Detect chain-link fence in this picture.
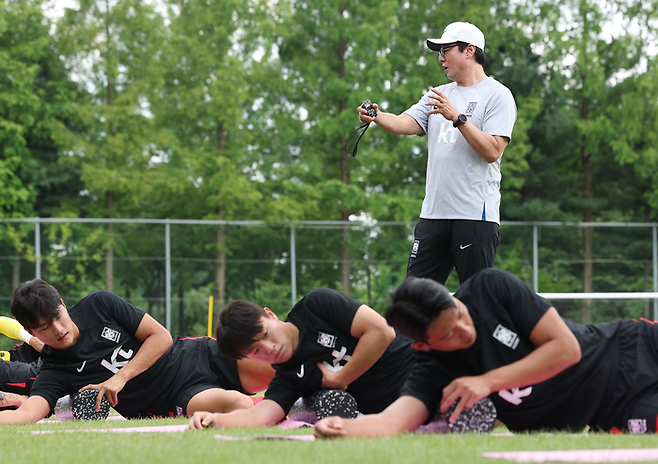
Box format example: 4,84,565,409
0,218,656,346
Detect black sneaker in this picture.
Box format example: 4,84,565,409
54,389,110,421
289,390,359,424
417,397,497,434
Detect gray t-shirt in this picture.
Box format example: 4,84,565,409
404,77,517,224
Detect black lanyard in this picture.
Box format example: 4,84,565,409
345,122,372,157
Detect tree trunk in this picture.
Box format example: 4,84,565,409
215,121,227,305
12,250,20,291
105,190,114,292
216,223,226,307
178,284,185,336
581,94,593,324
337,19,351,295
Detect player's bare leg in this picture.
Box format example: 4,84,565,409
186,388,255,416
236,358,275,394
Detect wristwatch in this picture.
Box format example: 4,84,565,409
453,114,468,128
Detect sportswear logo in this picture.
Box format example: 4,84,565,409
628,419,647,434
498,387,532,405
493,324,520,349
466,102,477,114
297,364,305,378
459,243,472,250
76,361,87,373
101,327,121,343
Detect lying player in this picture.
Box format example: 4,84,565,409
188,288,416,429
315,268,658,437
0,279,275,425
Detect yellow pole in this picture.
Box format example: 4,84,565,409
207,295,214,337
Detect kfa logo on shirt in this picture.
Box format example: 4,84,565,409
492,324,519,349
101,327,121,343
317,331,336,349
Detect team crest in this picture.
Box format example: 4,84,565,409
101,327,121,343
466,102,477,114
317,331,337,349
410,240,420,258
627,419,647,434
492,324,519,349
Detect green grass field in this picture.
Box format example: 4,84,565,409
2,417,658,464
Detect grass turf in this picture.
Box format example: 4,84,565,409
2,418,658,464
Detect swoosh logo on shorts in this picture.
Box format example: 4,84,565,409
297,364,304,378
459,243,473,250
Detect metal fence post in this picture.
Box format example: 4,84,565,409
533,224,538,292
652,222,658,321
165,218,171,332
291,225,297,306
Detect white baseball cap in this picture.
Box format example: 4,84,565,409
427,22,485,51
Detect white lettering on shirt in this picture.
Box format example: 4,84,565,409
321,346,352,373
498,387,533,405
100,345,134,374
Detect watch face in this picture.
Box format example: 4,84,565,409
459,114,467,124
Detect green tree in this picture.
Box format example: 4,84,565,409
52,0,172,292
0,0,81,300
158,0,267,305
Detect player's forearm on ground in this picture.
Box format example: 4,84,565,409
373,112,424,135
458,123,507,163
209,399,285,427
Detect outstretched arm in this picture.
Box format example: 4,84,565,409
79,314,172,411
314,396,429,438
440,307,581,422
188,398,285,430
317,304,396,390
0,395,51,425
357,103,424,136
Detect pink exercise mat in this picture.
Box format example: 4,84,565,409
482,448,658,462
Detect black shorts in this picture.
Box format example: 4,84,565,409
0,358,41,395
406,219,499,285
165,337,244,417
598,320,658,434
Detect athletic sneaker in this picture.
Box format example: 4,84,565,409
288,390,359,424
416,397,497,434
54,389,110,421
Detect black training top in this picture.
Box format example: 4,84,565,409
264,288,415,414
401,268,623,432
31,291,243,418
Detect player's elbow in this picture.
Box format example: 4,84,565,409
562,334,582,367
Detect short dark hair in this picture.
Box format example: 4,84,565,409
385,276,455,342
456,41,486,66
10,279,62,331
216,300,268,360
